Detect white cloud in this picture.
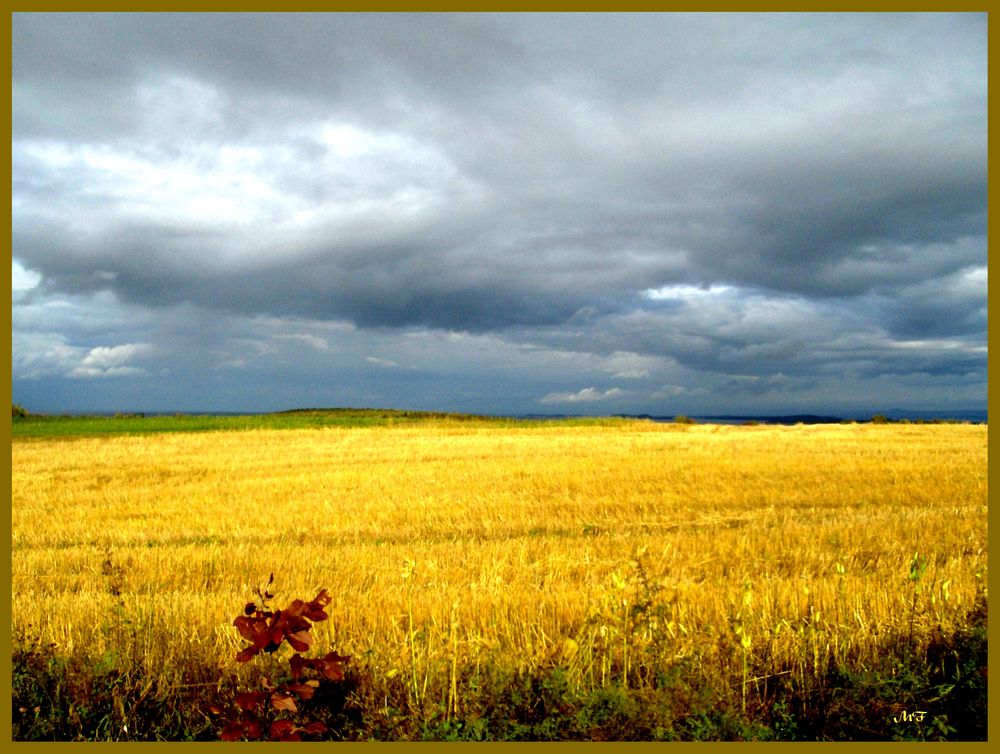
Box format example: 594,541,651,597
12,259,41,291
12,336,155,380
366,356,399,368
69,343,155,378
273,333,333,352
644,284,735,301
539,386,624,404
612,369,649,379
12,332,82,379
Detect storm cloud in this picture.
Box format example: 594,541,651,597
11,12,987,416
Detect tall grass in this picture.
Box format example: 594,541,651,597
11,421,988,740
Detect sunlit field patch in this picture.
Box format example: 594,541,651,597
11,420,988,740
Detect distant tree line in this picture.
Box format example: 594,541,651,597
868,413,974,425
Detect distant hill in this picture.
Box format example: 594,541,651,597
272,406,488,421
881,408,987,423
616,411,987,425
691,414,844,425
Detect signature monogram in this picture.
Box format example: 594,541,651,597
893,710,928,724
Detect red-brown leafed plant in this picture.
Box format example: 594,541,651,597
210,575,351,741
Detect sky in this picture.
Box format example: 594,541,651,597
11,12,988,417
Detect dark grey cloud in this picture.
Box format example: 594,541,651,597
11,12,987,415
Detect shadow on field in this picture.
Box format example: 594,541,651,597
12,593,986,741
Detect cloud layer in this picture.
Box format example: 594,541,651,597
11,13,987,415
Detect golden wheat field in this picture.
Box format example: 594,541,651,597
10,420,988,738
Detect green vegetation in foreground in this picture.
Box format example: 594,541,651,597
9,406,633,439
12,596,988,741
